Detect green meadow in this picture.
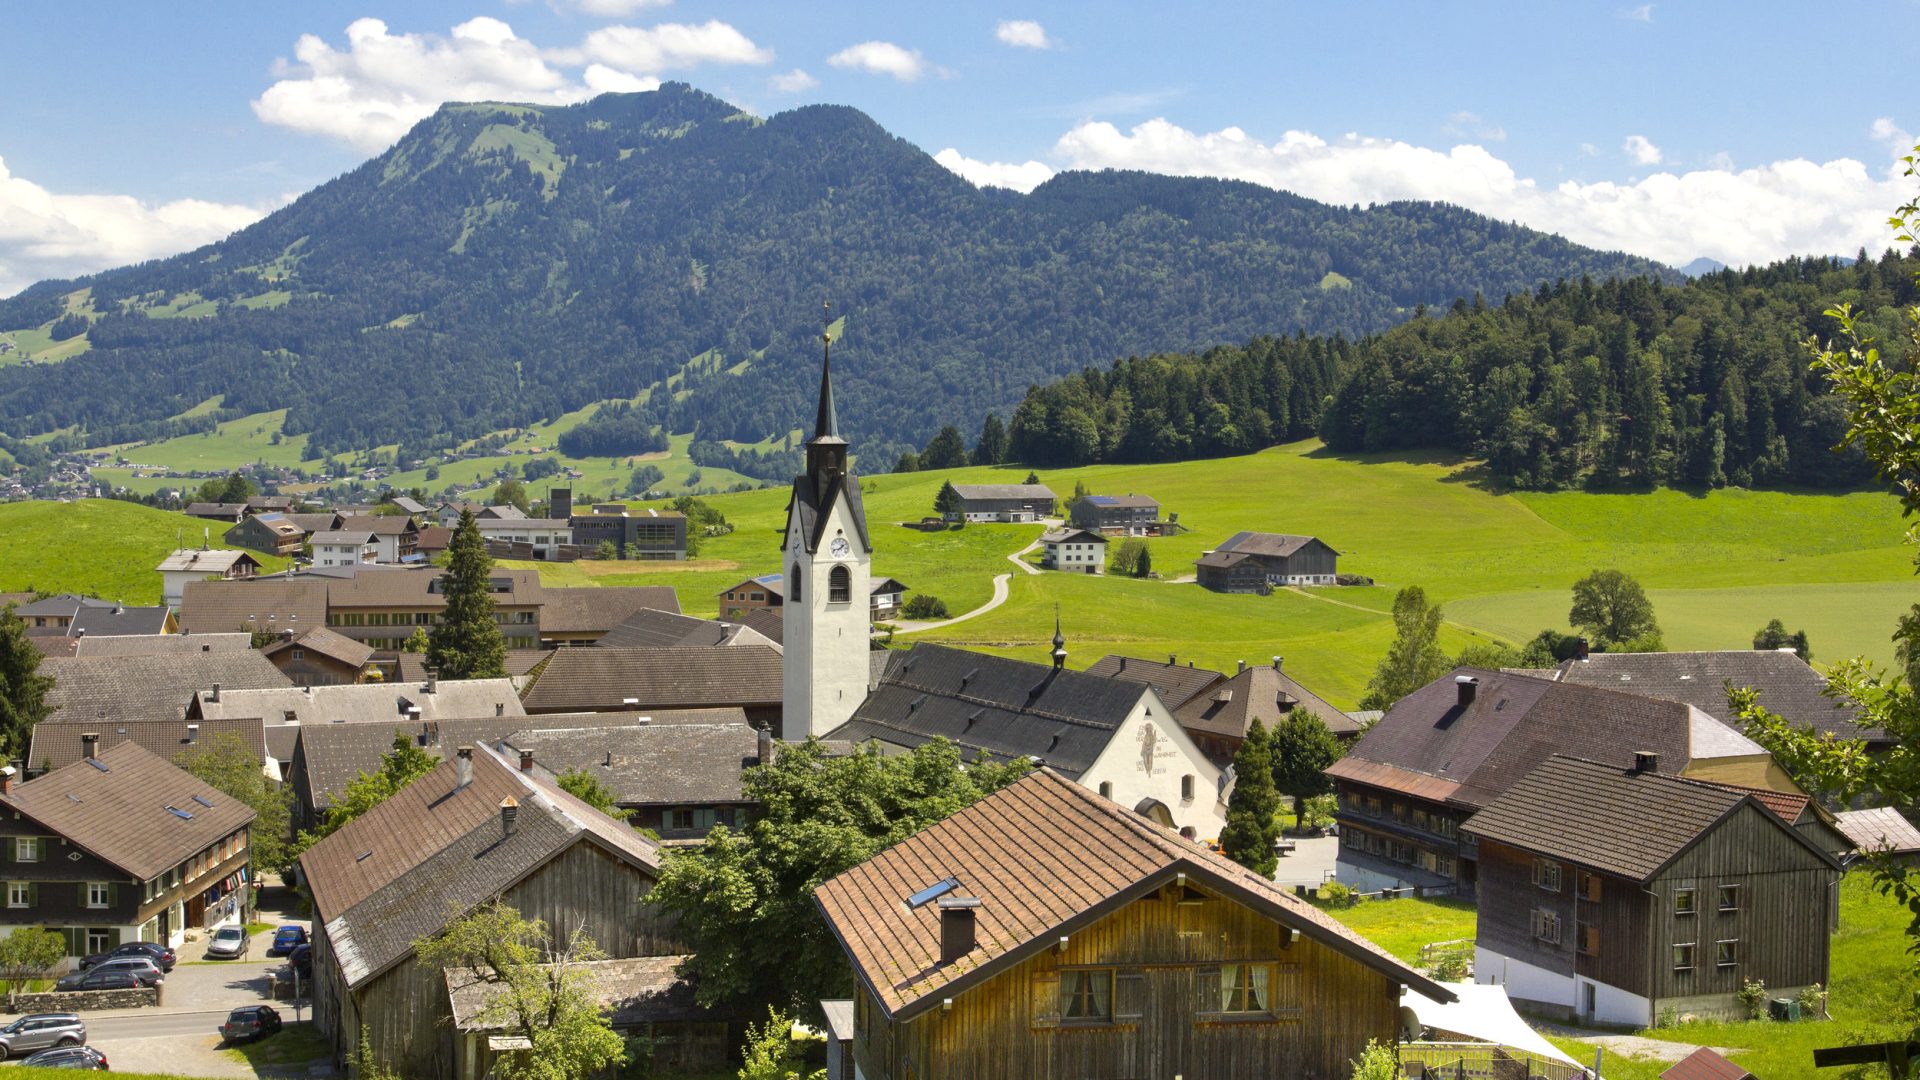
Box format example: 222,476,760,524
0,500,291,604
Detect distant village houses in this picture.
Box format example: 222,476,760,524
1039,527,1107,573
1068,493,1172,536
944,483,1057,523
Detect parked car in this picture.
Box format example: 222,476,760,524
52,968,141,993
80,941,176,972
0,1014,85,1059
76,956,162,987
218,1005,282,1044
19,1044,109,1070
286,943,312,979
266,925,307,957
205,925,249,959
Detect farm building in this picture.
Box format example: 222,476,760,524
1087,654,1361,767
1196,532,1339,590
1039,527,1107,574
1068,493,1163,535
944,483,1057,523
1548,649,1886,747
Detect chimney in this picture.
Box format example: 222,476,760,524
0,766,14,796
200,644,211,653
455,746,474,788
1576,637,1591,662
1632,751,1659,774
1168,654,1176,665
1273,655,1283,672
186,723,200,744
938,896,981,964
425,671,438,694
1455,675,1478,707
495,703,505,717
281,629,295,642
1236,659,1247,674
756,724,773,767
82,733,100,760
210,683,221,704
499,796,519,837
518,749,535,773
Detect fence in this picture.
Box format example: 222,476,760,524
1401,1041,1587,1080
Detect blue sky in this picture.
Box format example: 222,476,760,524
1,1,1915,295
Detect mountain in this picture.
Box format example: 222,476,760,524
1679,257,1727,277
0,83,1680,467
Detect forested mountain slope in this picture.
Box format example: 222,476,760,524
0,83,1676,467
1004,254,1916,489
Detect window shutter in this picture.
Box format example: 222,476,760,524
1029,970,1060,1029
1193,965,1222,1015
78,883,87,906
1114,969,1146,1021
24,883,34,906
1272,963,1302,1014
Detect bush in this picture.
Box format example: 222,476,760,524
1320,881,1358,906
903,594,950,619
1795,982,1827,1019
1335,573,1374,586
1348,1038,1397,1080
1735,977,1768,1020
1429,954,1468,981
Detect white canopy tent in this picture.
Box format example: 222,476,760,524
1402,980,1583,1069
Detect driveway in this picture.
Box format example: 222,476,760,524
1272,835,1339,889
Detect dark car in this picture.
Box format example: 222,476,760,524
266,925,307,957
19,1044,109,1070
52,968,140,993
0,1014,85,1059
219,1005,281,1044
80,941,176,972
286,943,312,979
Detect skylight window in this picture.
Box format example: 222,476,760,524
192,795,215,808
85,759,108,773
907,877,961,908
165,805,194,820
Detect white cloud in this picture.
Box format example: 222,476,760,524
1623,134,1663,165
565,0,672,16
0,155,266,298
942,116,1912,267
1444,111,1506,143
567,20,772,71
827,41,932,81
995,20,1053,49
582,64,660,94
769,68,818,93
1621,4,1654,21
933,148,1054,192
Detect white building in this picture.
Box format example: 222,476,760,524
156,547,261,609
473,518,573,560
1039,527,1108,574
310,531,380,569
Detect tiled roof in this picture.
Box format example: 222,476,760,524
1,743,255,880
28,718,267,773
190,678,524,727
185,503,249,518
736,608,783,645
178,579,328,635
447,955,705,1031
1462,756,1839,882
1039,527,1106,545
596,608,775,650
394,650,552,684
827,643,1151,778
1661,1047,1755,1080
41,651,292,725
322,566,542,609
259,627,374,670
1083,494,1157,508
520,646,782,712
412,526,453,551
1833,807,1920,855
337,515,418,536
69,606,172,637
813,768,1446,1020
72,633,253,658
1214,532,1336,558
1551,650,1882,743
950,484,1055,501
283,513,345,534
502,723,764,806
1177,664,1360,739
537,586,681,634
1083,654,1225,711
156,549,258,574
12,595,112,618
301,745,658,987
1195,550,1252,569
309,531,377,546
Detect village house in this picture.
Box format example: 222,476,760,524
595,608,779,651
283,511,347,537
64,603,176,638
1086,654,1361,768
39,650,292,725
301,744,683,1078
813,768,1452,1080
1326,668,1807,896
473,516,574,560
1547,649,1888,748
1068,493,1165,535
309,530,380,568
185,502,249,523
336,515,419,563
156,547,262,609
499,722,772,845
0,742,254,959
1040,527,1108,574
25,718,267,779
246,495,296,514
1466,755,1841,1026
715,573,908,623
569,505,688,560
224,513,304,558
944,483,1057,523
320,566,540,651
520,646,784,728
11,594,115,632
1196,532,1340,591
825,637,1231,839
258,627,377,685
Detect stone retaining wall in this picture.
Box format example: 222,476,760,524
9,985,160,1012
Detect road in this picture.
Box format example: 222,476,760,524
89,1008,236,1040
894,533,1045,635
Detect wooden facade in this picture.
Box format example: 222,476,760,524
852,880,1399,1080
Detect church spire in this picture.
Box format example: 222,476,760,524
813,300,840,441
1052,607,1067,671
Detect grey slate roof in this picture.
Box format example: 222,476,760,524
787,470,872,554
538,586,681,634
42,651,293,725
1039,527,1106,545
825,643,1152,778
595,608,776,650
1550,649,1882,743
736,607,784,645
69,605,172,637
1177,663,1360,739
12,595,112,619
72,633,253,658
520,646,783,712
1462,755,1841,882
189,678,525,727
156,549,258,574
1084,654,1227,711
1083,494,1158,508
502,723,765,806
1214,532,1337,558
28,717,267,774
950,484,1056,502
282,513,345,534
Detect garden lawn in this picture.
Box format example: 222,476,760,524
0,500,290,604
1320,894,1478,966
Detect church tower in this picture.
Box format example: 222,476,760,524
781,305,873,740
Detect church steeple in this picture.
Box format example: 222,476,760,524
806,301,850,490
1052,608,1068,671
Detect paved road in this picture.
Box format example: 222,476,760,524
90,1008,235,1040
895,572,1011,633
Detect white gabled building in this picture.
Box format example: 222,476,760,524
1039,526,1108,574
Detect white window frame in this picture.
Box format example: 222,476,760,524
6,882,28,909
86,882,110,909
13,837,41,864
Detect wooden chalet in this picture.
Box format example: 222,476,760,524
1465,755,1841,1026
224,513,305,557
1196,532,1339,591
499,722,770,844
1549,648,1887,748
1087,654,1360,768
258,627,377,685
813,769,1452,1080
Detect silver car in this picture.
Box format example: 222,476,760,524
84,955,164,986
0,1013,85,1059
205,925,249,959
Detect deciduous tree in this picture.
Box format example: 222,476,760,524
428,510,508,680
1569,569,1659,648
1270,710,1341,822
1219,719,1280,877
0,927,64,1007
492,478,530,513
175,732,295,875
1359,586,1450,710
0,603,53,758
1753,619,1811,662
556,770,632,821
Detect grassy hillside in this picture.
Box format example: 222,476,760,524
0,500,291,604
499,439,1914,708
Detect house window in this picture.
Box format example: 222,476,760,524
1577,923,1599,956
1673,943,1696,972
1060,969,1113,1022
1220,964,1270,1013
1533,859,1562,893
1181,775,1195,802
1577,870,1602,903
85,929,111,955
749,592,764,602
13,838,41,863
1530,909,1561,945
1717,884,1740,912
86,882,109,909
829,566,852,604
1098,782,1112,799
670,809,693,830
6,883,28,909
789,564,802,603
1716,940,1739,968
1675,887,1697,915
291,649,305,660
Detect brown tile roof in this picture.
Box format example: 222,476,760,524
41,651,293,725
323,566,542,609
1,743,255,879
596,608,776,650
283,513,345,535
28,718,267,774
1175,663,1358,739
393,650,553,684
1324,758,1463,804
179,579,328,635
1661,1046,1755,1080
1686,778,1810,823
72,633,254,658
260,627,374,670
813,769,1447,1021
502,722,764,806
337,515,418,537
736,607,783,645
1214,532,1336,558
520,646,782,712
447,955,707,1031
1551,649,1882,743
412,526,453,552
538,586,681,635
1462,756,1840,883
1833,807,1920,855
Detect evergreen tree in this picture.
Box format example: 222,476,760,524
892,452,919,473
1569,569,1659,648
428,510,508,679
919,426,969,470
933,480,964,518
1024,471,1041,485
1359,586,1450,710
973,413,1008,466
1753,619,1811,662
1269,710,1341,822
1132,544,1151,579
1218,719,1280,877
0,604,53,758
